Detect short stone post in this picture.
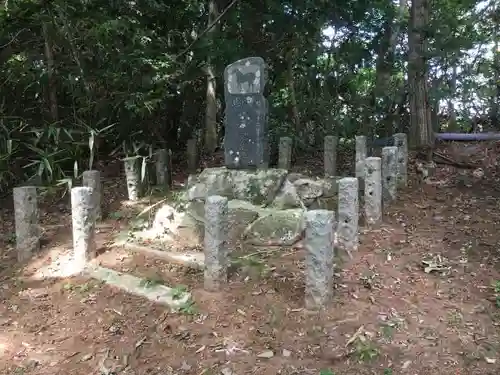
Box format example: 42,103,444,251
324,135,338,177
278,136,293,170
381,146,398,205
13,186,40,262
364,157,382,224
204,195,229,291
304,210,336,310
155,148,171,190
355,135,367,179
187,138,198,174
71,187,96,270
123,156,141,201
393,133,408,187
82,170,102,221
337,177,359,257
145,156,156,187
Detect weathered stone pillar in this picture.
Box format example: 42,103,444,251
393,133,408,187
324,135,338,177
155,148,171,190
71,187,96,269
13,186,39,262
278,136,293,170
381,146,398,205
355,135,367,179
337,177,359,256
204,195,229,291
304,209,336,310
187,138,198,174
82,170,102,221
364,157,382,224
123,156,141,201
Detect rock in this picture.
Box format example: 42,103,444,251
293,179,324,205
270,180,303,209
286,172,307,183
179,361,192,371
176,201,205,245
227,200,261,241
146,168,357,250
473,168,484,179
243,208,305,246
257,350,274,358
231,168,287,205
309,196,337,211
152,204,182,232
185,167,288,206
320,177,339,197
187,168,233,200
177,200,262,247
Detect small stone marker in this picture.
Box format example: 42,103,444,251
82,170,102,221
123,156,141,201
204,195,229,291
381,146,398,204
304,209,336,310
187,139,198,173
355,135,367,179
155,148,171,190
393,133,408,186
13,186,39,262
71,187,96,269
278,136,292,170
324,135,338,177
364,157,382,224
224,57,269,169
337,177,359,256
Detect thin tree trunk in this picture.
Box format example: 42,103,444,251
447,62,458,131
367,0,407,137
204,0,219,154
491,15,499,129
286,48,301,134
42,21,58,122
408,0,432,153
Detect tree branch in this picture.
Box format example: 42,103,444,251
175,0,239,60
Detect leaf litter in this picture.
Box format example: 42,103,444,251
0,143,500,374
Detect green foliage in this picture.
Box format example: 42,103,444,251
171,284,189,300
178,298,198,315
0,0,496,194
493,280,500,308
355,340,380,362
139,275,163,288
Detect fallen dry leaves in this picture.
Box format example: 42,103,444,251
0,142,499,375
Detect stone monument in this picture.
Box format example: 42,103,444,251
224,57,269,169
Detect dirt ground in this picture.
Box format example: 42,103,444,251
1,143,500,375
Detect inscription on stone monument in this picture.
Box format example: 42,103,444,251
224,57,269,169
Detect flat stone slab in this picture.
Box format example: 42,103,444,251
85,266,192,310
112,241,205,270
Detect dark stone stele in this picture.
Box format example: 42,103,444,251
223,57,269,169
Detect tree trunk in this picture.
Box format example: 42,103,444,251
367,0,407,137
286,48,301,134
491,12,499,129
204,0,219,154
42,21,58,122
408,0,432,153
447,62,458,131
